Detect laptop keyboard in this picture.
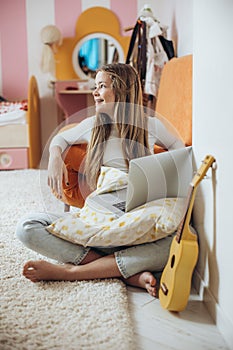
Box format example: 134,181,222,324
112,201,126,212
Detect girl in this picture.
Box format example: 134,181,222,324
16,63,183,297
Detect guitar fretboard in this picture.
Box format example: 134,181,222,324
176,185,194,243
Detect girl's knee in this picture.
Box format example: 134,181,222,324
15,217,36,246
15,220,27,243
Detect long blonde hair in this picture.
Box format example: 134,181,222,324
84,63,151,190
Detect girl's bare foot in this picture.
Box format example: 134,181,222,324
124,271,157,297
23,260,78,283
22,254,121,283
22,260,158,298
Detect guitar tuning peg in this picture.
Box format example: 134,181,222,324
212,161,217,170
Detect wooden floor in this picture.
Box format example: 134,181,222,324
127,286,229,350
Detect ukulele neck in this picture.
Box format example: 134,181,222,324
176,185,198,242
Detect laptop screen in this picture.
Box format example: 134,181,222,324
126,147,193,212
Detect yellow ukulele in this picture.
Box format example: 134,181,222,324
159,154,216,312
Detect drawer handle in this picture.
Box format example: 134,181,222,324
0,152,12,167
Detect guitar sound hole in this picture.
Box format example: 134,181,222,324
171,255,175,268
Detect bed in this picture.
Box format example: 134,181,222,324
0,76,41,169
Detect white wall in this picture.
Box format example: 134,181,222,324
192,0,233,348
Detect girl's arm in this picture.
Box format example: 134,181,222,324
49,116,94,152
148,116,184,151
48,116,94,197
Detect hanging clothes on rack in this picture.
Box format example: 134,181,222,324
125,5,175,108
125,19,147,87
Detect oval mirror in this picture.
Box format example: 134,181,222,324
72,33,125,80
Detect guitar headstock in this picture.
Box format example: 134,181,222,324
191,155,216,188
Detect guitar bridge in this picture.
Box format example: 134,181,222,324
160,282,168,295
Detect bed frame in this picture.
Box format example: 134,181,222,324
0,76,41,169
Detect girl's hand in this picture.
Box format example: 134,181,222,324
47,146,69,199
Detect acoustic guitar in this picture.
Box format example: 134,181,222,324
159,154,216,312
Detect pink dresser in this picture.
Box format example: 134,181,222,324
0,116,29,170
0,148,28,169
0,76,41,170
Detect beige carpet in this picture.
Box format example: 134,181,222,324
0,169,135,350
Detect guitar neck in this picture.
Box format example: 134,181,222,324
176,185,197,242
176,154,216,243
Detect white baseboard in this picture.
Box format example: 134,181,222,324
193,270,233,349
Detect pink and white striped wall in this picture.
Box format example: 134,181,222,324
0,0,192,147
0,0,138,100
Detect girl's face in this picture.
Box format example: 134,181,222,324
93,71,115,114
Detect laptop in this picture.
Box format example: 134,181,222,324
88,146,193,217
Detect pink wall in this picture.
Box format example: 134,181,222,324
0,0,28,99
0,1,135,101
55,0,82,37
111,0,138,36
55,0,135,39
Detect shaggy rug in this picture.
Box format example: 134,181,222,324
0,169,135,350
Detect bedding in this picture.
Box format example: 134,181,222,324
0,100,28,125
47,167,185,247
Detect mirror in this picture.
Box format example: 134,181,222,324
55,7,130,81
72,33,124,80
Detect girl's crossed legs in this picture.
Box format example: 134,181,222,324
16,212,174,297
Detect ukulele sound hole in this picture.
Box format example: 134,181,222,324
170,255,175,268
